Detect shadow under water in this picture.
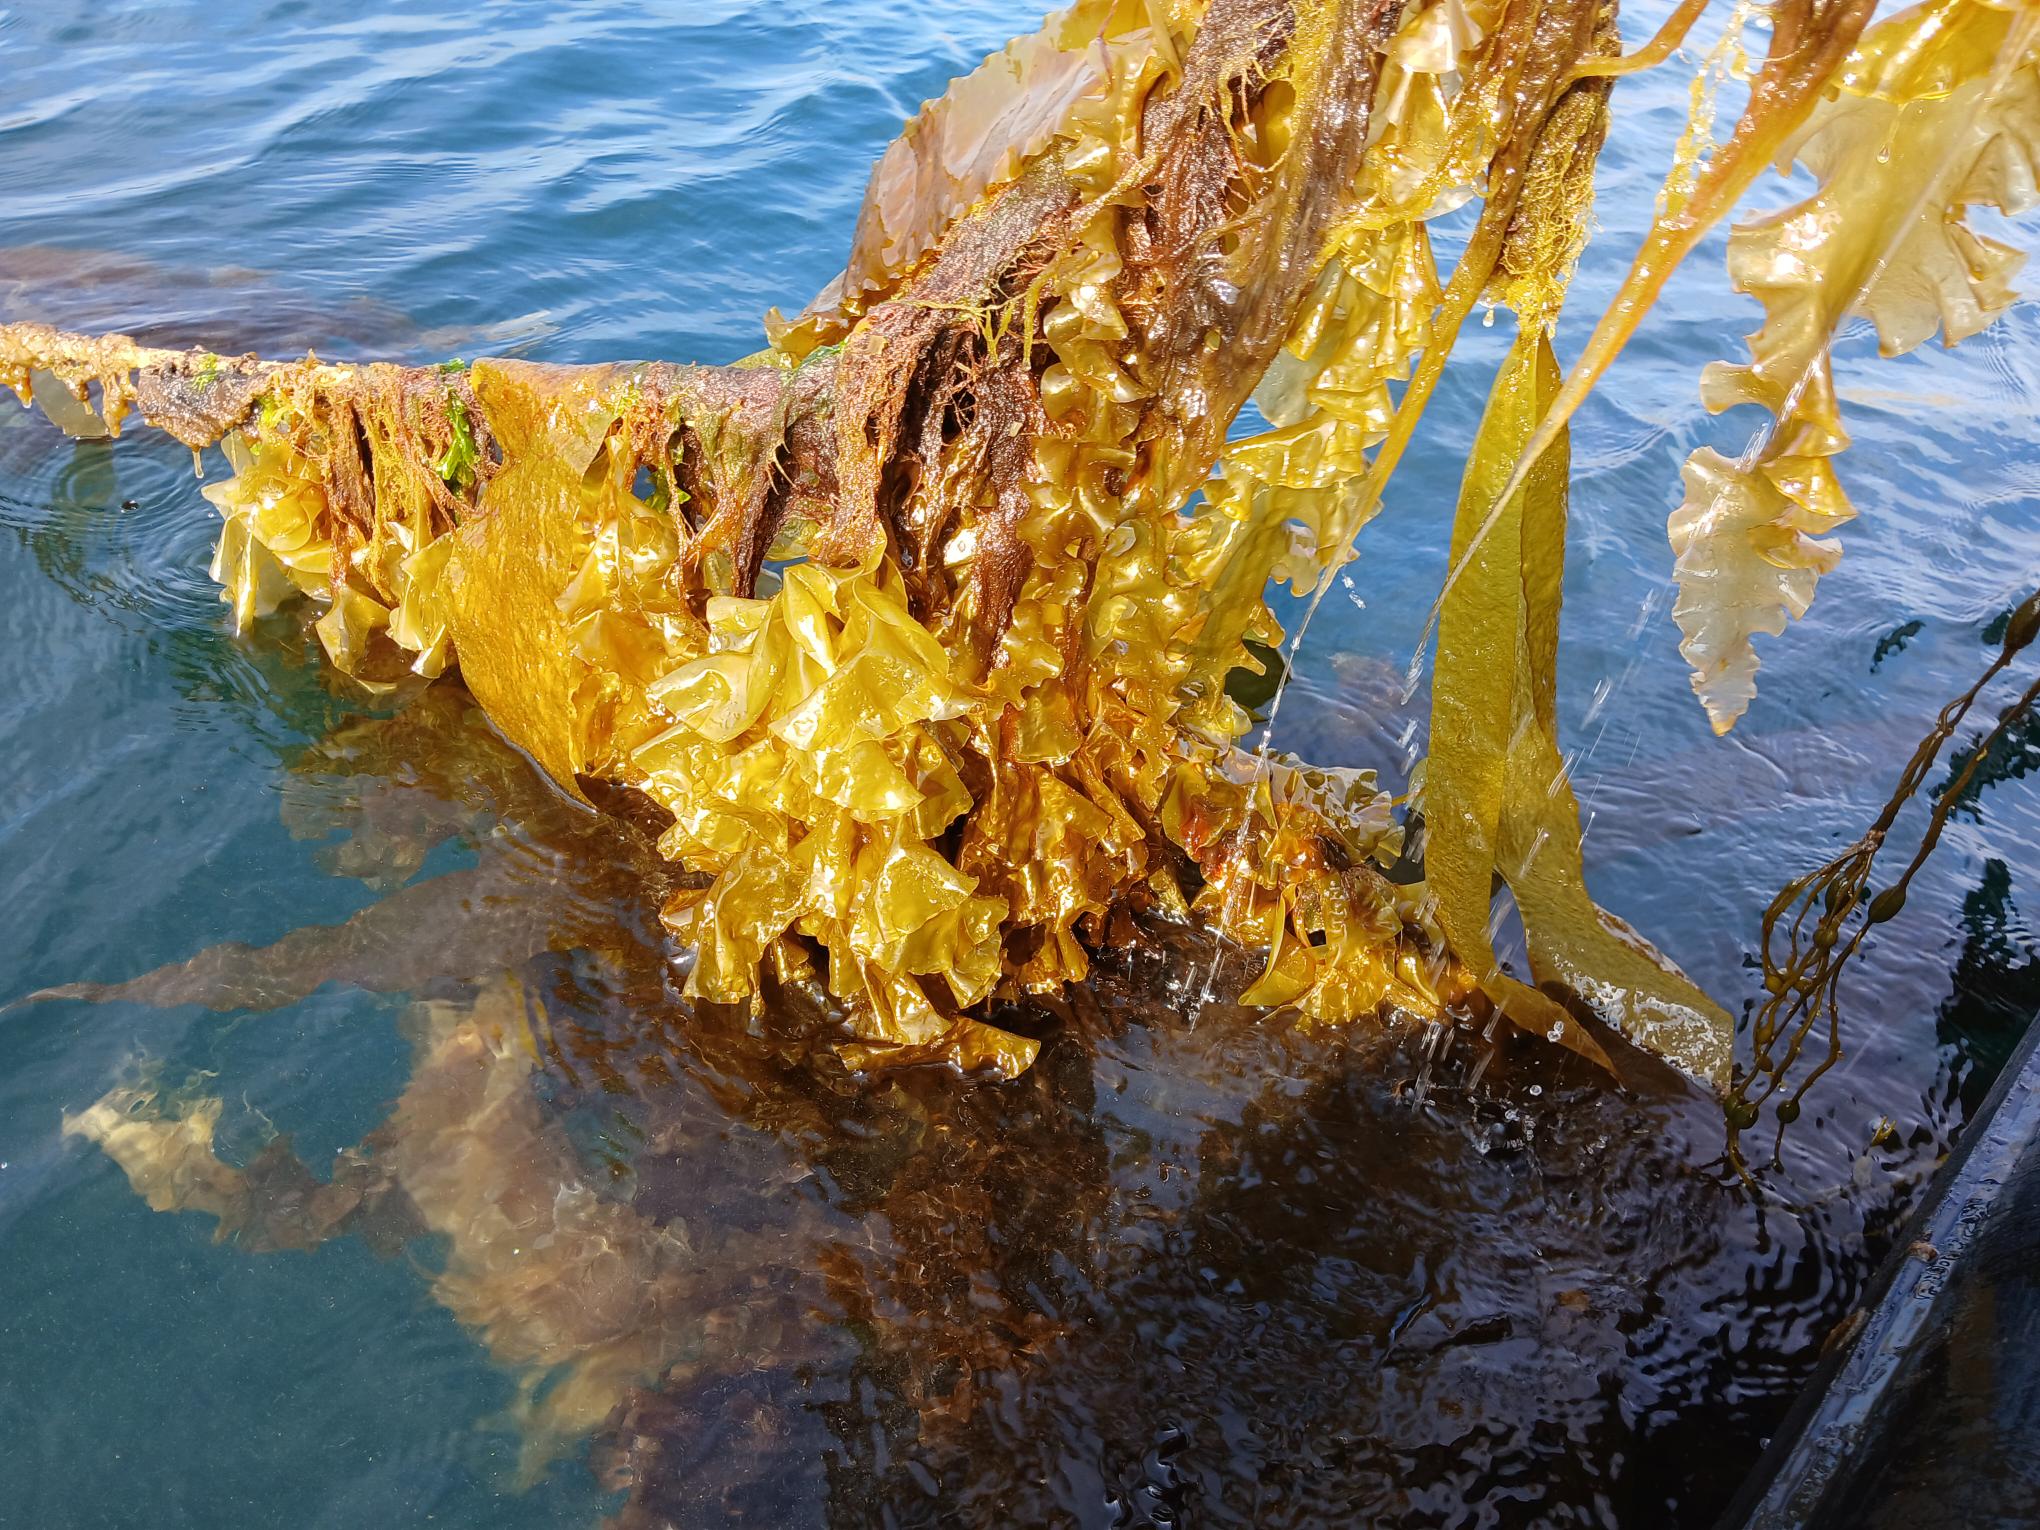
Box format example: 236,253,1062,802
28,670,1967,1530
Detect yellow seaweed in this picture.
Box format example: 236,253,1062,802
15,0,2030,1100
1673,0,2040,731
16,2,2040,1489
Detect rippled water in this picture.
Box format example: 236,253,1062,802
1,3,2037,1526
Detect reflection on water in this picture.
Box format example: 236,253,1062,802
3,0,2039,1524
16,678,1960,1526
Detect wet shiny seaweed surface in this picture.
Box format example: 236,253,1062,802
2,2,2038,1526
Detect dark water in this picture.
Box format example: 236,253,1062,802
1,3,2037,1526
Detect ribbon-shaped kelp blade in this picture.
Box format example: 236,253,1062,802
1499,344,1733,1088
1425,331,1732,1085
1423,333,1611,1073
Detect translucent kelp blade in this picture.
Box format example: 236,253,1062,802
1422,333,1613,1073
1424,328,1731,1084
1481,0,1880,540
793,0,1135,335
1672,0,2040,732
64,974,789,1482
1497,334,1730,1085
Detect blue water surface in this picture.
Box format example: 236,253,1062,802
1,3,2037,1527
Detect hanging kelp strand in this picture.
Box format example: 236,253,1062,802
1729,590,2040,1172
1672,0,2040,731
9,0,2040,1107
1413,61,1732,1085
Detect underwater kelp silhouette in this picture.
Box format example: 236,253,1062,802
34,674,1756,1517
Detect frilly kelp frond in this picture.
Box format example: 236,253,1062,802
9,0,2040,1101
1673,0,2040,732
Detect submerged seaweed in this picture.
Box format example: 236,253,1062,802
44,677,1778,1518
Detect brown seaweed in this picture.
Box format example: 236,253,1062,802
12,0,2033,1092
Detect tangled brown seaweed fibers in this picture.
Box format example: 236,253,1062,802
9,0,2040,1109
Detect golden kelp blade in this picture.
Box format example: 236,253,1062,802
1494,338,1732,1085
1483,0,1879,549
1672,0,2040,732
2,0,1505,1079
1413,47,1730,1083
1422,335,1610,1075
1424,332,1730,1084
1423,336,1578,1055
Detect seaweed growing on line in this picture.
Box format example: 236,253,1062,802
7,0,2039,1150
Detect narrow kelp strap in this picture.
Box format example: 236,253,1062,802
1423,331,1730,1085
1728,591,2040,1172
1422,334,1616,1074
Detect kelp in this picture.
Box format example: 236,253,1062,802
1672,0,2040,730
54,722,1741,1508
50,692,833,1479
8,0,2040,1107
1406,56,1735,1087
65,974,809,1481
1728,588,2040,1173
1425,330,1732,1084
5,0,1495,1081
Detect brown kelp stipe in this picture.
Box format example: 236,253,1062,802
1728,590,2040,1177
8,0,2040,1295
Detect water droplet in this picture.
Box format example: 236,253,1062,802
1481,306,1496,328
1583,675,1616,725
